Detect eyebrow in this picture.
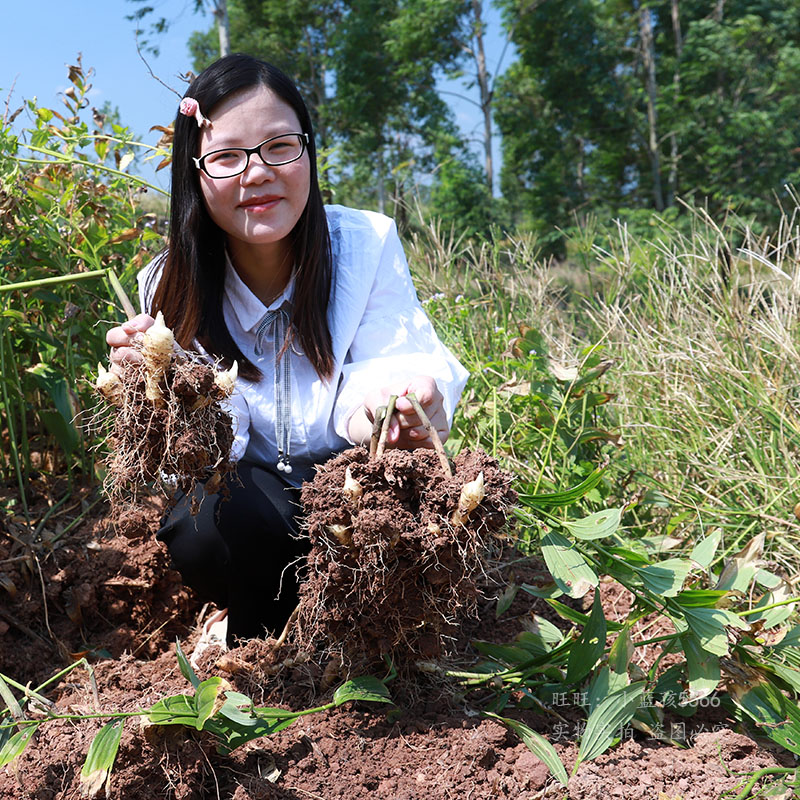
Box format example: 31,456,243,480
203,130,299,150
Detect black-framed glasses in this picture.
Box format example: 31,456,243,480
193,132,309,178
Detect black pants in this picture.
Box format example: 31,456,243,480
157,461,309,647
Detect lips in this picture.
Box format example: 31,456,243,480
239,194,281,209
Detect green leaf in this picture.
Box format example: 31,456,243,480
761,659,800,693
175,639,200,689
540,531,598,598
588,625,632,714
25,363,79,455
0,723,38,768
484,712,568,786
473,641,533,666
587,665,629,715
690,529,722,569
518,468,606,509
566,588,607,684
605,546,650,567
681,607,748,657
755,569,782,590
514,632,552,658
520,582,563,600
214,710,297,754
195,677,226,730
80,719,124,798
217,692,258,727
773,626,800,651
0,675,22,721
608,623,634,679
716,532,764,592
634,558,692,597
333,676,392,706
148,694,198,726
751,579,798,630
562,508,622,540
518,617,564,652
682,633,720,702
576,682,646,768
496,582,519,618
730,678,800,756
545,599,624,632
675,589,730,608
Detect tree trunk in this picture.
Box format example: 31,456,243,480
471,0,493,192
639,3,664,210
213,0,230,56
376,145,385,215
666,0,683,207
576,136,585,216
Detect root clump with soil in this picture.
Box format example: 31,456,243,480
296,443,516,668
95,312,236,539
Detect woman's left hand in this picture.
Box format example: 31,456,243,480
360,375,448,450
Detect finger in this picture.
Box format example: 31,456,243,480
393,410,421,430
110,345,143,365
125,313,155,333
405,375,439,405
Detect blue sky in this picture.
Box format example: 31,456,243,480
3,0,202,190
3,1,509,193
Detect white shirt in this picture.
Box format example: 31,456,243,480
139,205,469,486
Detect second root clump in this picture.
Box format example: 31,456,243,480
296,446,516,669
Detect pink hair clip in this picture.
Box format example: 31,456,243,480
179,97,212,129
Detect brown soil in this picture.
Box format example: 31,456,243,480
0,473,794,799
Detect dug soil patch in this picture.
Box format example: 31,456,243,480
0,476,793,799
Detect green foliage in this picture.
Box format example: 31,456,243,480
495,0,800,252
80,720,124,798
0,646,393,779
0,58,168,495
483,712,568,785
407,210,800,772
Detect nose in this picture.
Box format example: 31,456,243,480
240,152,276,183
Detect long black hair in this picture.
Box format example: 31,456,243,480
149,54,333,381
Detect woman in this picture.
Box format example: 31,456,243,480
107,54,468,652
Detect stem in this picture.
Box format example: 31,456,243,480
375,395,397,459
16,146,169,196
106,267,138,321
732,766,796,800
0,675,54,707
52,495,104,543
406,392,452,477
735,597,800,617
32,490,72,539
0,270,108,293
0,710,145,728
369,406,386,457
0,322,29,518
634,632,681,648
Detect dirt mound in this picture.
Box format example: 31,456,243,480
295,447,516,667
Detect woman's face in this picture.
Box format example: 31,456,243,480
196,85,311,255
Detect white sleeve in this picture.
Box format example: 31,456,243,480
331,221,469,443
136,256,163,314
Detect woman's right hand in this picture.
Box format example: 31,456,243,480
106,313,155,369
